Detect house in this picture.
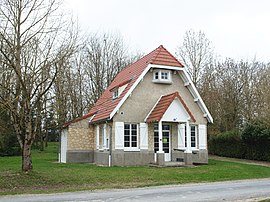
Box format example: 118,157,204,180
59,45,213,166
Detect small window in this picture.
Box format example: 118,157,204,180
124,123,138,148
112,89,118,99
152,69,171,83
161,72,168,80
154,72,159,80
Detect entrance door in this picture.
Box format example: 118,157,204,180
154,123,171,161
162,124,171,161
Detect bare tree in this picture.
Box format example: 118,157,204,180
0,0,76,172
200,57,270,133
176,30,213,87
52,32,143,126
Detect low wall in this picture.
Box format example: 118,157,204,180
66,150,94,163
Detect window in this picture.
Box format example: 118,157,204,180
185,125,187,147
112,89,118,99
184,125,197,148
152,69,172,83
154,72,159,80
124,124,138,148
190,125,196,148
161,72,168,80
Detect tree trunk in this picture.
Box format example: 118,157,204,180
22,142,33,172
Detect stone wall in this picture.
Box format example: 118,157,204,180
67,119,95,150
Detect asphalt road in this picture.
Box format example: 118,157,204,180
1,179,270,202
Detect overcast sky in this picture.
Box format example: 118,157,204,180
65,0,270,62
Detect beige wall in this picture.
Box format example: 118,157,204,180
67,119,95,150
114,70,207,125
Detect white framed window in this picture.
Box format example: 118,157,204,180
152,69,172,83
184,125,197,148
124,123,138,149
112,89,118,99
161,71,168,80
190,125,197,148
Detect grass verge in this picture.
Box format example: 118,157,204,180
0,142,270,195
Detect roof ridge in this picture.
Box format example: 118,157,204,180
149,45,163,64
150,45,184,67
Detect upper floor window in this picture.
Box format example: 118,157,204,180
112,89,118,99
152,69,172,84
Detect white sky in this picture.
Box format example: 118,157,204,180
65,0,270,62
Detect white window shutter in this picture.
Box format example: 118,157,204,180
178,124,185,149
140,123,148,150
96,125,99,150
103,124,107,148
115,122,124,149
199,124,207,149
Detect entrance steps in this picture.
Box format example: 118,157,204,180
149,161,194,167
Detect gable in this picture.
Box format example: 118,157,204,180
162,99,189,122
144,91,196,123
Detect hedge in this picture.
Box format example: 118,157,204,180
208,122,270,161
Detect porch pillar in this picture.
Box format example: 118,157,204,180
184,120,193,165
158,121,163,152
185,120,191,153
156,121,165,166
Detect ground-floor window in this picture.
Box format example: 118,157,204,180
190,125,197,148
124,123,138,148
184,125,197,148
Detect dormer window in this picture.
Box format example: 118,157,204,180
152,69,172,84
111,82,129,100
112,89,118,99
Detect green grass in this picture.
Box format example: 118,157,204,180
0,142,270,195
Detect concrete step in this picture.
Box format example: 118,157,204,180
149,162,194,168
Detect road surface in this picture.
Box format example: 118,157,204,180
0,179,270,202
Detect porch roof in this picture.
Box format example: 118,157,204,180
145,92,196,123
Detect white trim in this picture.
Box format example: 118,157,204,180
144,95,163,122
110,64,152,119
180,69,213,123
150,64,184,71
124,148,140,152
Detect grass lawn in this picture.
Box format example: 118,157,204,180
0,142,270,195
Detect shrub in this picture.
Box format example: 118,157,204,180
209,121,270,161
208,131,244,158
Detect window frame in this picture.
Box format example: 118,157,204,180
183,125,197,149
112,89,118,99
190,125,197,148
152,69,172,83
124,123,139,151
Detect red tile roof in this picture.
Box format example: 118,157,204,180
62,111,96,128
63,45,184,127
146,92,196,123
88,45,184,123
